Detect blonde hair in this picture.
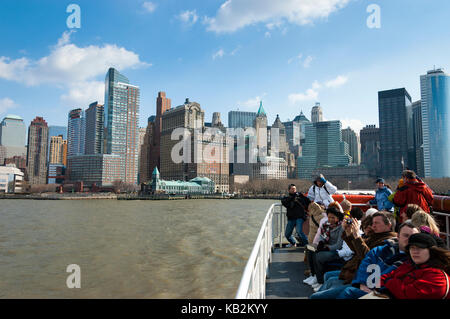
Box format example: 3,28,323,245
411,211,440,236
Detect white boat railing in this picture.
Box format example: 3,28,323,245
235,203,284,299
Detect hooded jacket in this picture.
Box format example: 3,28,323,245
381,261,450,299
338,231,397,284
352,238,408,288
370,187,394,211
393,179,434,215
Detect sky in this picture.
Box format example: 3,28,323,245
1,0,450,134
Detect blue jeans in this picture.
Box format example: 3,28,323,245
324,270,341,283
285,218,308,245
310,282,351,299
337,286,369,299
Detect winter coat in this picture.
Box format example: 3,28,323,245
381,261,450,299
308,202,326,243
370,187,394,211
307,181,337,208
315,223,344,252
281,192,311,220
393,179,434,216
352,238,408,288
313,215,329,245
338,231,397,284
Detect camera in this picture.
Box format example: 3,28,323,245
346,219,353,225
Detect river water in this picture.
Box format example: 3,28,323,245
0,199,275,298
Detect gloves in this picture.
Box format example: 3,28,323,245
319,174,327,184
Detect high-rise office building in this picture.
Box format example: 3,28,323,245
297,120,351,179
420,69,450,177
253,101,268,156
49,135,65,165
84,101,104,155
378,88,414,178
412,101,425,177
67,108,85,156
26,117,49,185
341,127,361,165
139,116,156,184
228,110,257,129
360,125,380,177
311,103,323,123
0,115,27,165
283,111,310,158
104,67,140,184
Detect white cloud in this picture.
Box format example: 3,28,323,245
0,31,149,107
238,94,267,109
288,75,348,104
212,49,225,60
0,98,18,115
142,2,157,13
205,0,351,33
178,10,199,25
264,31,271,38
325,75,348,88
340,118,365,134
288,88,319,103
288,53,302,64
303,55,314,68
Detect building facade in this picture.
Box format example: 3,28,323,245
342,127,361,165
26,117,49,185
228,110,257,129
311,103,323,123
360,125,380,178
378,88,414,178
67,108,85,157
67,154,122,187
297,120,351,179
412,101,425,177
420,69,450,178
0,115,27,164
84,101,104,155
0,165,24,193
104,67,140,184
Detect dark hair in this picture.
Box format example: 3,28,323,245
402,170,416,180
326,206,344,221
350,207,364,221
405,204,423,219
361,215,374,231
425,247,450,274
372,211,396,231
288,184,296,190
398,221,417,234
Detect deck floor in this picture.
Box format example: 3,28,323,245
265,246,313,299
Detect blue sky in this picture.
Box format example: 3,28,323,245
1,0,450,133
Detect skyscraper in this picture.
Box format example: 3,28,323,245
0,115,27,164
297,120,351,179
139,116,156,184
283,110,310,158
420,69,450,178
26,117,49,184
378,88,414,178
341,127,361,165
149,92,171,175
412,101,425,177
311,103,323,123
49,135,65,164
67,108,85,156
360,125,380,177
253,101,268,156
104,68,140,184
84,101,104,155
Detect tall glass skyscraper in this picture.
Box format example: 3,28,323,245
297,120,351,179
104,68,140,184
378,88,414,178
67,108,85,156
228,110,257,129
420,69,450,178
0,115,26,147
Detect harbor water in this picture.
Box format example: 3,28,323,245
0,199,273,298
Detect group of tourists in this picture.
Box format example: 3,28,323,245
281,170,450,299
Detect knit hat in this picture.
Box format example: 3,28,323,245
375,178,385,184
406,233,437,251
365,208,378,217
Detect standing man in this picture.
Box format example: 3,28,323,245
307,174,337,208
368,178,394,212
393,170,434,222
281,184,311,248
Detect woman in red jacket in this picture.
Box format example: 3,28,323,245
380,233,450,299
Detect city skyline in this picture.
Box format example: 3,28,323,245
1,1,450,134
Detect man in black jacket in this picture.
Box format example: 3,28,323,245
281,184,311,247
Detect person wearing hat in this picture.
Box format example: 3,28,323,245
379,233,450,299
367,178,394,212
307,174,338,208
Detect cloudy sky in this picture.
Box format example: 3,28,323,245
1,0,450,133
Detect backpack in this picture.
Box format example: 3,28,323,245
314,184,330,196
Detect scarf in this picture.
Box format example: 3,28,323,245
320,220,342,244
